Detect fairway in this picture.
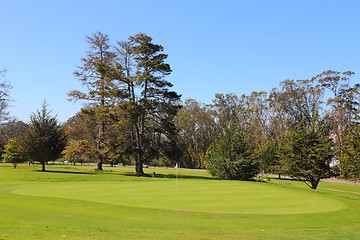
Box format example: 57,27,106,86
1,164,359,240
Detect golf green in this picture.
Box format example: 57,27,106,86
13,180,347,215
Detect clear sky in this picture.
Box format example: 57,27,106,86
1,0,360,123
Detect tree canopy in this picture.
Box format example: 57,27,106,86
206,123,260,180
2,138,25,168
0,69,11,122
69,32,181,174
21,102,67,171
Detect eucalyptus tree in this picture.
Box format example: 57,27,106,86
270,79,324,126
0,69,11,122
211,92,271,143
0,69,13,160
240,91,279,174
68,32,117,170
212,92,276,174
175,99,217,168
240,91,271,147
212,93,241,132
269,77,334,188
314,70,359,151
312,70,360,179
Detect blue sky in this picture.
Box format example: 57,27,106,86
1,0,360,122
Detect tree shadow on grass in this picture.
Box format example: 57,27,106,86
122,172,212,180
156,173,212,180
36,170,95,175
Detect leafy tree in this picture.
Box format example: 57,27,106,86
68,32,117,170
0,68,12,122
268,77,329,183
314,70,359,156
62,139,90,165
0,121,28,139
0,121,28,161
116,33,181,175
212,92,271,146
252,141,279,176
205,123,260,180
21,102,67,171
103,106,133,167
241,91,271,148
2,138,25,168
312,70,360,180
340,121,360,180
63,110,100,163
211,92,278,177
284,122,334,189
63,112,95,141
69,33,181,174
174,99,217,168
269,79,324,127
212,93,241,132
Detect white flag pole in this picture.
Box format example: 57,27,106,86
175,162,178,191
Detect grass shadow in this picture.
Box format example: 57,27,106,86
122,172,212,180
37,170,95,175
155,173,212,180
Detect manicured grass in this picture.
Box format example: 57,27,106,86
0,163,359,239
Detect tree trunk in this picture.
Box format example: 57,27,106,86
96,154,103,170
41,162,46,172
135,162,144,175
310,178,320,189
97,159,103,170
135,158,144,175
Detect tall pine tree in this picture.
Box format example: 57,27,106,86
68,32,117,170
120,33,181,175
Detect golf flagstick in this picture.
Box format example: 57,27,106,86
175,162,178,191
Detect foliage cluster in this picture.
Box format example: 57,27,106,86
175,71,359,187
206,123,259,180
0,68,11,122
1,102,66,171
67,32,181,174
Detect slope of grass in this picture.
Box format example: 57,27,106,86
0,164,359,240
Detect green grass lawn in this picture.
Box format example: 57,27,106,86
0,164,359,240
